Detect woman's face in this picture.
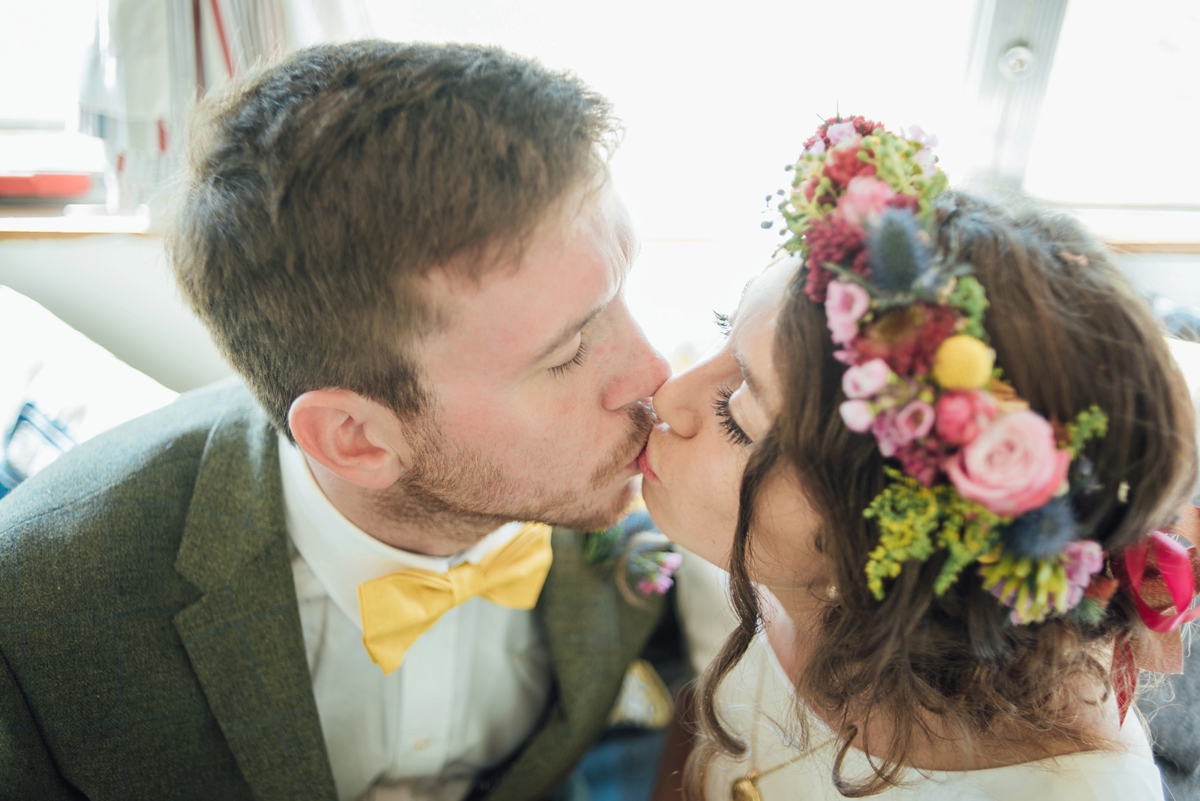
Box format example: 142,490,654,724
642,258,821,584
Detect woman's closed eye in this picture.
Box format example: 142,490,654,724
713,386,753,446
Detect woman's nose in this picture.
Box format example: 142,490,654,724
651,361,708,439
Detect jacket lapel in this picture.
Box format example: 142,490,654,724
484,530,665,801
171,394,337,801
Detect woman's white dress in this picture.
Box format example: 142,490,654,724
675,552,1166,801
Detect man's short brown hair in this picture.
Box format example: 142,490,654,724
168,40,618,435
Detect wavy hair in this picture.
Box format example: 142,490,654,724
687,190,1198,796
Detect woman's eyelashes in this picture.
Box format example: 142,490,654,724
713,311,732,338
549,338,589,377
713,386,753,446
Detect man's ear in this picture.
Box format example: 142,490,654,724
288,390,414,490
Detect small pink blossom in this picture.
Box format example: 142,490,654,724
935,390,997,446
842,358,891,399
805,139,826,157
833,348,859,365
944,410,1071,517
825,281,871,345
838,176,897,228
907,125,938,149
840,399,877,433
872,409,908,457
638,572,674,595
914,148,936,175
1062,540,1105,607
896,440,942,486
660,552,683,572
866,399,937,470
895,400,935,441
827,121,857,144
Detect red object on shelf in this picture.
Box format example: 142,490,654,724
0,173,92,198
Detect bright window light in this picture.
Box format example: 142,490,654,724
1023,0,1200,208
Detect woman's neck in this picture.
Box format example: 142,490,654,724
760,584,1127,772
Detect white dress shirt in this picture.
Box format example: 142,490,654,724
278,437,552,801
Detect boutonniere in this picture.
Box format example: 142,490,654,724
584,507,681,599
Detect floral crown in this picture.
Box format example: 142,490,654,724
769,116,1130,627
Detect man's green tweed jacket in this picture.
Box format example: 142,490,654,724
0,380,665,800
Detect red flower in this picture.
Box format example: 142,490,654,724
804,217,871,302
1084,575,1119,603
799,176,817,202
852,303,958,375
886,193,920,214
824,142,877,189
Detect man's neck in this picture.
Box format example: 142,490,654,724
304,452,507,557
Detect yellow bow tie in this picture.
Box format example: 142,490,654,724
357,522,553,674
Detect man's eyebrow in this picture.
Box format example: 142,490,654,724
534,301,609,364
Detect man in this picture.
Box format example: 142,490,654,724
0,41,673,800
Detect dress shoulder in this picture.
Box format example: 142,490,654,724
703,632,1165,801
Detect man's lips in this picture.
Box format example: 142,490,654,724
623,426,653,472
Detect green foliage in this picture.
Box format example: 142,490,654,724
1069,596,1107,626
947,276,989,341
584,524,622,565
1064,405,1109,458
864,468,1005,600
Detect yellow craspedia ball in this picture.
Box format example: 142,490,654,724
932,335,994,389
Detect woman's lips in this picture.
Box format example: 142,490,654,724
638,443,660,483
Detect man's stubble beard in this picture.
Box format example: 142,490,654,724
372,401,655,548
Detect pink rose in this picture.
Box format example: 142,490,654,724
944,410,1071,517
805,138,826,157
825,280,871,345
842,358,890,399
895,400,935,441
935,390,997,446
838,176,897,228
840,399,876,433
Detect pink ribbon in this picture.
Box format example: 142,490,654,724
1122,530,1200,633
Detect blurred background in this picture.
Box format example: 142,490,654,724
1,0,1198,485
3,2,1200,796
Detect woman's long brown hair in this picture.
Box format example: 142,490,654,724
686,190,1198,796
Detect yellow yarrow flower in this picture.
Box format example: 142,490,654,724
932,335,995,389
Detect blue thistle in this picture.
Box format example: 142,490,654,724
866,208,937,296
999,497,1079,560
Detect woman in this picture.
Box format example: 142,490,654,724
644,117,1198,799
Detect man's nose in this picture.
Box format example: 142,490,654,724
601,313,671,412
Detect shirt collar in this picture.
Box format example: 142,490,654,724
278,434,526,630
